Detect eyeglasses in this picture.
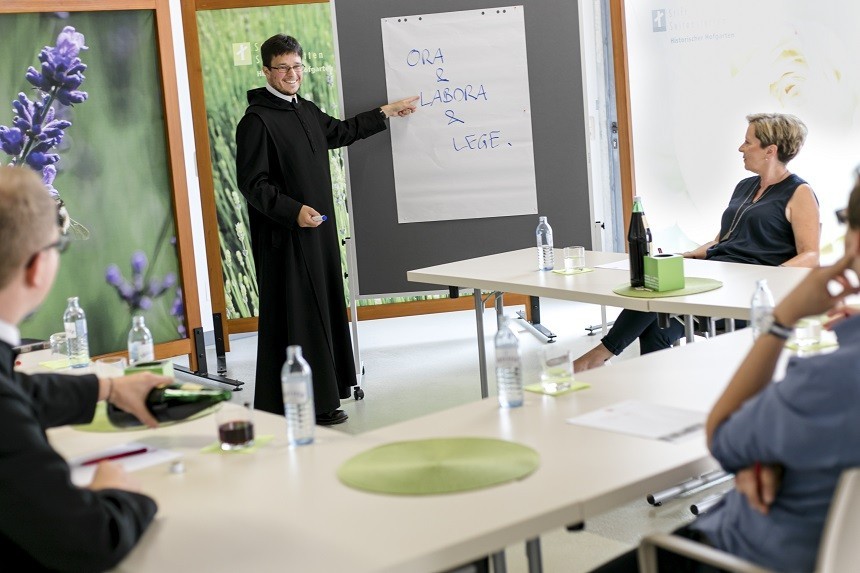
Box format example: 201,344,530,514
836,207,848,225
25,233,70,269
267,63,305,75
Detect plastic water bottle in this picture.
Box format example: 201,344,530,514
494,318,524,408
536,216,554,270
63,296,89,368
281,345,315,446
750,279,775,339
128,315,155,365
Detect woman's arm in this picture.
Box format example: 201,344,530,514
682,233,719,259
780,184,820,268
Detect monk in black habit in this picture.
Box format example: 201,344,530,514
236,34,417,425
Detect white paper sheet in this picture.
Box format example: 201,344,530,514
566,400,705,443
594,259,630,271
68,441,181,486
381,6,538,223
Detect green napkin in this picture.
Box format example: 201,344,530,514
524,382,590,396
552,267,594,275
200,435,274,454
613,277,723,298
337,437,539,495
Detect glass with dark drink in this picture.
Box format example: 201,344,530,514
215,401,255,451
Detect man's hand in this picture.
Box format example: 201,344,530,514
297,204,323,228
823,304,860,330
735,464,783,515
381,96,419,118
774,253,860,326
89,461,143,493
105,372,172,429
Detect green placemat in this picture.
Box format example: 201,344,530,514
552,267,594,276
201,435,274,453
73,402,221,433
38,358,70,369
785,339,839,352
337,437,540,495
612,277,723,298
524,382,590,396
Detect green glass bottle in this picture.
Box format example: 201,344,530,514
107,382,232,428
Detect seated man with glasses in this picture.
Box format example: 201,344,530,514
236,34,418,426
0,165,173,571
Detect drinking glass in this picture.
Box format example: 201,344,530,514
540,345,573,393
49,332,68,362
216,401,255,451
793,317,822,348
94,356,128,378
563,246,586,271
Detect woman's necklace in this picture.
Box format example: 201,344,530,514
719,177,781,241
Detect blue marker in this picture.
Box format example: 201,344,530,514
312,215,327,222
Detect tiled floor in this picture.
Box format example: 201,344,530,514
174,298,730,572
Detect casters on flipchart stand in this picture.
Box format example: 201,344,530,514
352,362,366,400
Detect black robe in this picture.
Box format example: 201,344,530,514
0,341,157,571
235,87,386,416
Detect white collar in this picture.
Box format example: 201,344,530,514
0,318,20,347
265,84,297,103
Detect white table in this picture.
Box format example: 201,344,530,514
43,330,757,573
407,249,809,396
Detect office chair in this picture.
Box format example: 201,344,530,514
637,467,860,573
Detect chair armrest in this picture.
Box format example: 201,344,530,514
637,532,774,573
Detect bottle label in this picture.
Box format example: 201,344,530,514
495,347,520,369
282,380,309,404
64,321,76,339
129,342,155,363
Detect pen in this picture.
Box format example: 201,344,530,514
81,447,150,466
311,215,327,222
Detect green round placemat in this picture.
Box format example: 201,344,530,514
612,277,723,298
337,437,540,495
73,402,221,433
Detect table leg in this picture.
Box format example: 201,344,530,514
475,289,489,399
725,318,736,332
491,551,507,572
684,315,695,343
525,538,543,573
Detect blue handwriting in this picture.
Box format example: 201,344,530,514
452,131,502,151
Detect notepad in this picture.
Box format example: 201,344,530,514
566,400,705,443
68,441,181,486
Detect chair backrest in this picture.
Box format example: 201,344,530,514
816,467,860,573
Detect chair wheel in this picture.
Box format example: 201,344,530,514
353,387,365,400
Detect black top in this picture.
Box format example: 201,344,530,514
707,173,814,266
0,341,157,572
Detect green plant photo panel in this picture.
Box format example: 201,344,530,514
0,11,186,355
197,3,442,320
197,4,347,319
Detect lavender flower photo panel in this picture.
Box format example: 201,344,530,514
0,11,185,355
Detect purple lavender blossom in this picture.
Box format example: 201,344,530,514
26,26,89,106
42,165,59,199
0,26,88,213
170,288,187,338
105,252,176,314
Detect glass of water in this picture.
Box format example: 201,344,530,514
540,345,573,393
563,246,586,271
